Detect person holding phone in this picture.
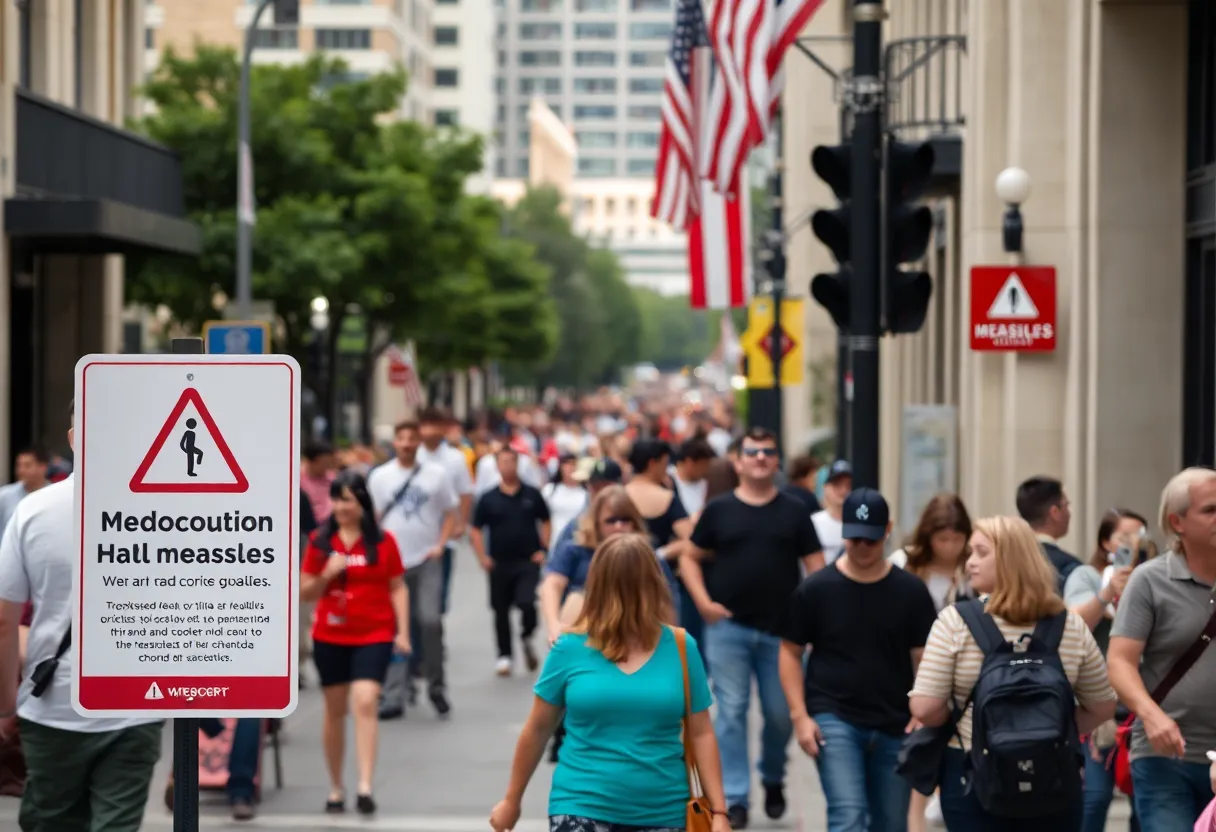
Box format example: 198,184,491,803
301,470,410,817
1064,508,1152,832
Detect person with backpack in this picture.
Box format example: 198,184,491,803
909,515,1117,831
1015,476,1081,594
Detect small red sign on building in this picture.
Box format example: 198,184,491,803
970,266,1057,352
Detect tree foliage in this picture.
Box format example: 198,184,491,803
128,46,556,434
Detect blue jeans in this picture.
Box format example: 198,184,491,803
1131,756,1214,832
705,619,791,809
677,583,704,646
411,544,455,676
939,748,1081,831
812,713,909,832
1081,744,1115,832
199,718,261,803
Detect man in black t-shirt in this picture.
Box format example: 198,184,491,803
680,427,823,830
470,448,550,677
779,487,937,832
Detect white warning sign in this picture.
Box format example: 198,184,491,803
145,682,164,700
986,273,1039,319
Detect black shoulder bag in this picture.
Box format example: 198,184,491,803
29,628,71,698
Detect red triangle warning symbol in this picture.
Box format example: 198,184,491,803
129,388,249,494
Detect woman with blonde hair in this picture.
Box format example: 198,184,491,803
909,515,1117,831
491,534,730,832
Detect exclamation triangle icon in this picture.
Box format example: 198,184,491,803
145,682,164,700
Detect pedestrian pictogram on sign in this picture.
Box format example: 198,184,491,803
986,273,1040,319
145,682,164,700
128,388,249,494
970,266,1057,352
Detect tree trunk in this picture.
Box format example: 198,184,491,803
322,305,346,443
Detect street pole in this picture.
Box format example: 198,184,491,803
767,107,787,462
236,0,275,319
170,336,203,832
836,329,850,461
847,0,884,488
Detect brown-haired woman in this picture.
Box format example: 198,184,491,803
909,516,1117,830
889,493,976,612
491,534,729,832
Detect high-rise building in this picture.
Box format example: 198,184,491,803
432,0,498,192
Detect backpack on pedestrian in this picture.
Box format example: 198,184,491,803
956,600,1084,819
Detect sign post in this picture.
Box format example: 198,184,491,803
969,266,1057,352
73,341,300,831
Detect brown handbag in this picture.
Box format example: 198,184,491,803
674,627,713,832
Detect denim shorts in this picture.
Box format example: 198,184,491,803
549,815,683,832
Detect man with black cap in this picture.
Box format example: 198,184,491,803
778,488,938,832
811,460,853,565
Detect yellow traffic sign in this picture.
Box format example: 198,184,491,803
740,297,804,388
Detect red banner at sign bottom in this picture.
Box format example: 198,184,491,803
78,676,292,710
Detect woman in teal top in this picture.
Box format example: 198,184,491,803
490,533,729,832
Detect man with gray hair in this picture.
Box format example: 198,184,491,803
1108,467,1216,832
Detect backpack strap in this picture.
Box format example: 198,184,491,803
1030,610,1069,653
956,599,1007,656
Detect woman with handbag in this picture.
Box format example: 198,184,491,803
490,533,730,832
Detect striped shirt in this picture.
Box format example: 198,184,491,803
909,604,1116,750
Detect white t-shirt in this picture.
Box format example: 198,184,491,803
368,460,459,569
0,477,160,732
707,428,732,457
542,483,588,553
417,442,474,498
673,475,708,519
474,453,543,496
812,510,844,564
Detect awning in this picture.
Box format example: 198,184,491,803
5,196,202,256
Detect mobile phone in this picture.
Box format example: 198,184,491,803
1112,545,1134,569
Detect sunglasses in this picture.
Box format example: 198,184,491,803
602,516,634,527
741,447,778,458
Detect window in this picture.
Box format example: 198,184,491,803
495,77,505,94
436,0,458,5
520,50,561,66
496,158,508,176
626,131,658,148
573,77,616,94
252,28,298,49
575,22,616,39
17,0,30,86
434,26,458,45
144,28,155,48
519,130,532,146
579,158,617,176
629,22,671,39
629,51,664,67
519,77,561,94
628,104,661,119
520,22,562,39
627,158,655,175
629,77,663,94
576,131,617,148
576,0,616,9
435,68,460,87
574,104,616,119
315,29,372,49
498,50,507,66
520,0,561,9
435,109,459,126
630,0,669,8
518,158,530,176
575,50,616,67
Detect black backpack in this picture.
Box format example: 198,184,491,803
956,600,1084,818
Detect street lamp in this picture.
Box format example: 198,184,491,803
995,167,1031,254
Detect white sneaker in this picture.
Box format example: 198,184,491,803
495,657,512,677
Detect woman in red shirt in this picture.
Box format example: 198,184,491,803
301,470,409,816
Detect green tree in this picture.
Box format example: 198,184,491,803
128,46,555,436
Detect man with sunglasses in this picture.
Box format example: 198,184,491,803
680,427,823,830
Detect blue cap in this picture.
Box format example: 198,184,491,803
841,487,890,541
827,459,853,482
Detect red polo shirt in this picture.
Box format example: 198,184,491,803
302,531,405,646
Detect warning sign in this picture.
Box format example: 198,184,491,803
129,388,249,494
970,266,1057,352
73,354,301,718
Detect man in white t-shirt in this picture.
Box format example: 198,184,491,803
417,408,475,616
368,419,459,718
672,436,715,519
0,402,163,828
811,460,853,565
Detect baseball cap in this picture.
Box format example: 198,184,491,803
588,458,624,485
826,459,853,482
840,487,890,541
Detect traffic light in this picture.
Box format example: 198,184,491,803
809,143,852,330
272,0,299,25
884,139,935,334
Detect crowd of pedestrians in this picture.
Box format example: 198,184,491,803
1,387,1216,832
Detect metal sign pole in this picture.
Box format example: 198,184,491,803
170,337,204,832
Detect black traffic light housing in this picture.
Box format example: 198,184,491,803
809,143,853,330
273,0,300,25
884,139,935,334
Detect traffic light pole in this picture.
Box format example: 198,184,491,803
847,0,884,488
767,108,787,462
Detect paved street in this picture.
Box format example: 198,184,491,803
0,542,1132,830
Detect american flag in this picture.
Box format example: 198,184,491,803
705,0,827,193
652,0,751,309
385,343,425,410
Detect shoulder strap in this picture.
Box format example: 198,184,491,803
55,627,72,659
1031,610,1069,653
386,466,424,516
1150,604,1216,704
956,599,1007,656
672,627,704,798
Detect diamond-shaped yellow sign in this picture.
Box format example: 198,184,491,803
740,298,804,388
